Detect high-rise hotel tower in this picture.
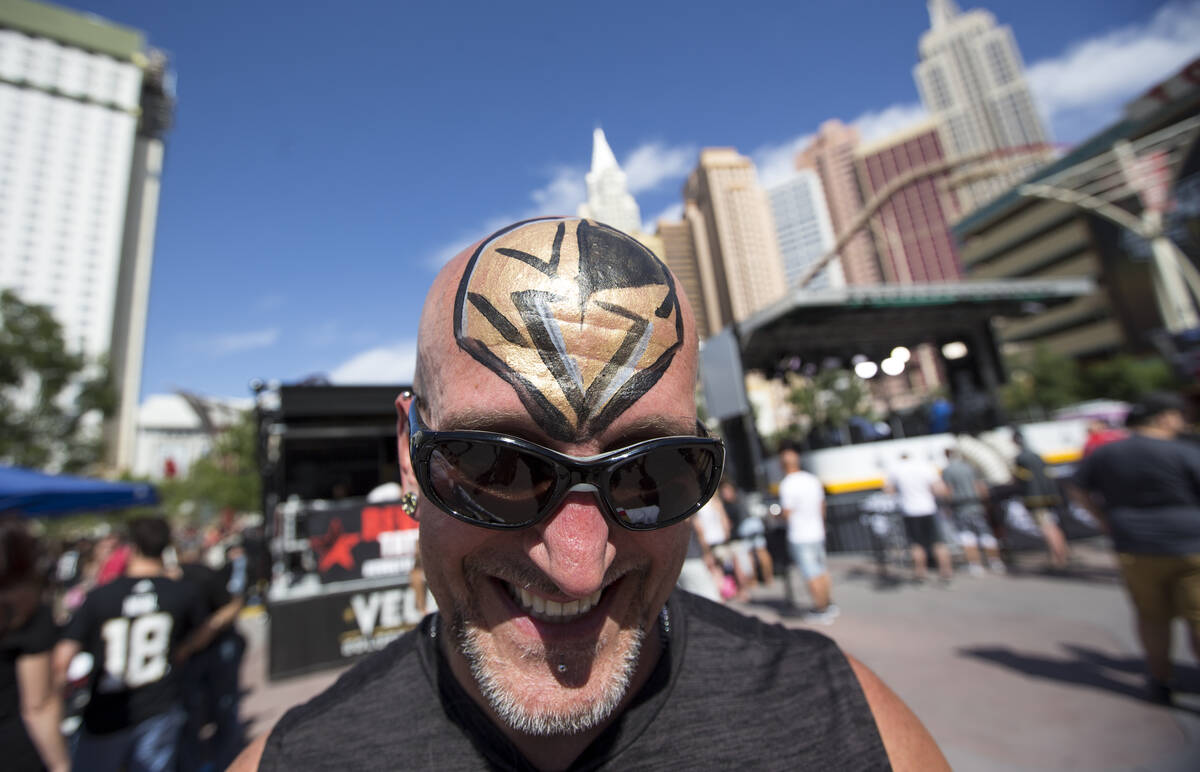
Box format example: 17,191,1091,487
914,0,1053,212
795,120,883,286
0,0,174,472
767,170,844,290
683,148,787,334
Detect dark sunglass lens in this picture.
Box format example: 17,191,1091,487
428,441,559,525
608,446,716,528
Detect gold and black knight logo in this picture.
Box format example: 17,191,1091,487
454,217,683,442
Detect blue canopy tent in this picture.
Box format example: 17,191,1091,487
0,465,158,517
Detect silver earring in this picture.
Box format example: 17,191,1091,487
400,491,418,516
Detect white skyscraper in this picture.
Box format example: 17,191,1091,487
0,0,173,471
914,0,1053,211
767,171,844,290
577,128,642,235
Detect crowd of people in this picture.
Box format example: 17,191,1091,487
676,434,1064,623
670,397,1199,648
873,430,1072,586
2,403,1190,770
1,514,259,772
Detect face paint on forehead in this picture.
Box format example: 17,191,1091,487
453,217,684,442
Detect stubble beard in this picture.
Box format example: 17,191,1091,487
448,561,651,737
457,619,646,736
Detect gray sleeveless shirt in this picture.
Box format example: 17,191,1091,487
261,591,890,770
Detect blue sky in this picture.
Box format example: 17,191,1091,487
63,0,1200,400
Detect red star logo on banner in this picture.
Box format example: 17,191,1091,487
313,518,360,572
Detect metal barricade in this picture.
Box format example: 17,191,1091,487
825,491,891,553
825,491,912,572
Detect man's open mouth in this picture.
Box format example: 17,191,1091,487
503,582,604,623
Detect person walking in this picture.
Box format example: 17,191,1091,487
886,451,953,584
778,449,837,622
0,518,69,772
720,480,774,590
1012,431,1070,570
55,517,215,772
1083,418,1127,457
176,542,246,771
941,448,1004,575
1072,392,1200,704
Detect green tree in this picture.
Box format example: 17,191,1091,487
1001,345,1081,415
0,290,115,473
160,410,260,516
1078,354,1176,402
1003,345,1178,414
785,369,873,442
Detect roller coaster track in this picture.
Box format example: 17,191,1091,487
794,143,1055,289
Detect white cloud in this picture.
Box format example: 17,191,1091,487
423,168,586,269
422,214,512,270
748,2,1200,176
1027,1,1200,130
201,328,279,355
425,236,472,269
423,4,1200,272
529,166,587,215
752,102,928,190
424,139,695,268
622,142,696,194
643,202,684,233
851,103,929,144
752,133,815,189
328,340,418,384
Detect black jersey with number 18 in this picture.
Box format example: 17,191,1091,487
63,575,207,734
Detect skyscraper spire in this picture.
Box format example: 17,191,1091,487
577,127,642,235
927,0,960,29
589,127,620,174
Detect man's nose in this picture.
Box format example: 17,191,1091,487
529,490,613,598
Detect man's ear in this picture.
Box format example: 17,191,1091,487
395,390,419,519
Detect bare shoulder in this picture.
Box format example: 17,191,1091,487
846,654,950,772
229,732,270,771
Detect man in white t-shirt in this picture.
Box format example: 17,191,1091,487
886,451,952,584
778,448,836,623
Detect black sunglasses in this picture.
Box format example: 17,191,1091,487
407,401,724,531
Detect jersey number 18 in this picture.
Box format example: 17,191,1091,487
100,612,173,687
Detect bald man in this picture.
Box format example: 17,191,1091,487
232,217,945,770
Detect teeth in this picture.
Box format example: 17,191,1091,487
506,584,603,623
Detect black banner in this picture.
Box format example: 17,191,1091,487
267,579,424,680
305,501,419,583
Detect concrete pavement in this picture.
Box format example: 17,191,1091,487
739,542,1200,770
236,540,1200,770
